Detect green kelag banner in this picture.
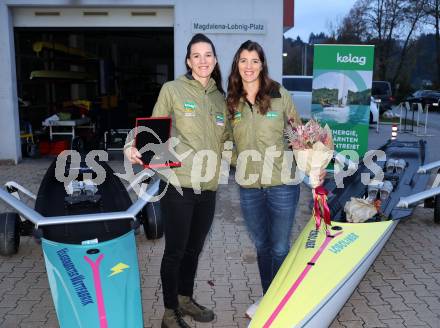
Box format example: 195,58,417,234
311,44,374,158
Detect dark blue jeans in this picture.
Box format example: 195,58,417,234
240,184,300,293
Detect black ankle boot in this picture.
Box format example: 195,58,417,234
178,295,215,322
161,308,191,328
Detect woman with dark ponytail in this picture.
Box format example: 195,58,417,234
185,34,224,95
125,33,228,328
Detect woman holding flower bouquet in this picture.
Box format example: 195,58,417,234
226,40,304,317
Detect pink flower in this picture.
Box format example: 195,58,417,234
285,118,333,150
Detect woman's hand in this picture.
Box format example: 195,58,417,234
124,146,143,165
318,169,327,186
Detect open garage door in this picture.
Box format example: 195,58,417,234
12,7,174,153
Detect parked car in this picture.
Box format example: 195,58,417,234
282,75,378,123
371,80,395,113
405,90,440,111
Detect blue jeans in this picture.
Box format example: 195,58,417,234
240,184,300,293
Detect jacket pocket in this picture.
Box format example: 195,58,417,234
173,104,200,140
259,108,284,140
211,112,226,141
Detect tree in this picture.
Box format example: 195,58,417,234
424,0,440,87
336,0,428,85
337,2,370,43
390,0,427,87
362,0,409,80
408,34,437,87
283,37,304,75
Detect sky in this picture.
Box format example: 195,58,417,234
284,0,357,42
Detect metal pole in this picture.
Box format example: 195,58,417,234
417,160,440,174
415,104,420,135
376,101,380,133
304,44,308,75
399,103,403,132
4,182,36,200
424,104,429,135
411,103,416,132
397,186,440,208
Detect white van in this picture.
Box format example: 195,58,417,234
282,75,378,123
282,75,313,119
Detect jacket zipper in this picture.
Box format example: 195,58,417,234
203,89,213,190
248,102,263,188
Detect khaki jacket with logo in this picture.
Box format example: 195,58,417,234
151,74,229,191
230,85,301,189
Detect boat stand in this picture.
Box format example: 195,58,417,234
414,103,436,137
399,102,436,137
398,102,416,133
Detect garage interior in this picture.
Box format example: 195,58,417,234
14,27,173,155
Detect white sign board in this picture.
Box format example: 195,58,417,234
192,20,266,34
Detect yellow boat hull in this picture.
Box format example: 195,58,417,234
250,218,397,328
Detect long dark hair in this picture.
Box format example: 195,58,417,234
185,33,224,95
226,40,279,115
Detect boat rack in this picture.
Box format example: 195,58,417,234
326,140,440,223
0,179,159,228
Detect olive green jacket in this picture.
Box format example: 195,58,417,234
151,74,228,191
230,85,301,189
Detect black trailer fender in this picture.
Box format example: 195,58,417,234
141,201,163,240
0,212,21,256
434,195,440,224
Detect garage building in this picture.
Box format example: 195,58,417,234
0,0,291,163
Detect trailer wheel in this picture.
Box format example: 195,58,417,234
0,213,21,256
141,202,163,240
434,195,440,224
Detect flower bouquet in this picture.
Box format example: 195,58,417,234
285,119,334,230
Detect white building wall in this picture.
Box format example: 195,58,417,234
0,0,283,162
0,3,20,163
174,0,283,87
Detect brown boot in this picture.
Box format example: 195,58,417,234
178,295,215,322
161,308,191,328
